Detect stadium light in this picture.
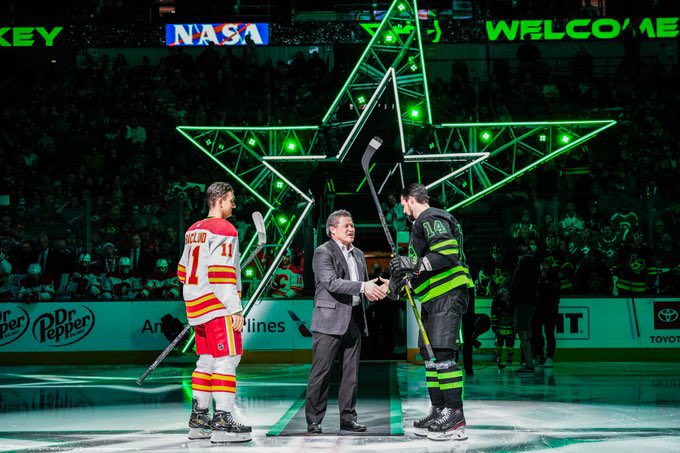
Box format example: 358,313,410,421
277,214,288,225
480,131,492,142
286,140,297,152
244,267,255,278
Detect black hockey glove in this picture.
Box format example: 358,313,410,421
386,276,406,300
389,256,420,279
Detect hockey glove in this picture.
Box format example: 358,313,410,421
389,256,421,279
386,276,406,300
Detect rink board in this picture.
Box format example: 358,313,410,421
1,297,679,363
407,297,680,362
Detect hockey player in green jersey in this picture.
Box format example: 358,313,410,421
388,183,474,442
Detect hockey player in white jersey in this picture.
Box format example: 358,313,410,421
270,249,304,298
64,254,104,300
104,256,144,300
17,263,55,302
177,181,251,443
140,259,180,299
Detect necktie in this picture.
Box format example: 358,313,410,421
132,249,138,271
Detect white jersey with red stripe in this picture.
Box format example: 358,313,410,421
270,265,304,298
178,217,242,326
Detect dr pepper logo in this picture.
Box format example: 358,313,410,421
32,306,95,346
0,306,30,346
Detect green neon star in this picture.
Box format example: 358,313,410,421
178,0,615,308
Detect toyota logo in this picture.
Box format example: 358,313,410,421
658,308,679,323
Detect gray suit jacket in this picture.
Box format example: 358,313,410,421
311,240,369,337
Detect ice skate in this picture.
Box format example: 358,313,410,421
427,408,468,441
188,399,211,440
211,410,252,443
413,406,442,437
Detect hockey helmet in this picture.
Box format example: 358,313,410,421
155,258,168,274
119,256,132,273
79,253,92,264
27,263,41,276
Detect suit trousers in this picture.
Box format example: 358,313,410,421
305,305,363,425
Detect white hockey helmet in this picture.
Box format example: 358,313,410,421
28,263,41,276
79,253,92,264
119,256,132,272
155,258,168,274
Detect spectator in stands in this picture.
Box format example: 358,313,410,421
615,230,653,295
35,233,51,277
568,228,596,268
607,165,637,206
652,218,668,248
95,242,119,274
584,201,604,232
575,249,612,295
0,215,12,238
559,202,585,240
385,195,407,236
509,210,537,240
13,239,35,277
597,224,620,268
610,203,639,243
46,238,75,283
476,243,512,298
125,118,147,144
538,213,556,239
123,232,152,276
17,263,55,303
0,251,13,301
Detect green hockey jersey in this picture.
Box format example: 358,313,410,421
408,207,474,303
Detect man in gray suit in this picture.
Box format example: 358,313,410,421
305,209,387,434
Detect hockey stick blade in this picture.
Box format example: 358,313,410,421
252,211,266,245
360,136,383,174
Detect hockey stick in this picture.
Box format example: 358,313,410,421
360,137,436,362
136,211,267,385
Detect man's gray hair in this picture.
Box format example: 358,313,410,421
326,209,352,237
